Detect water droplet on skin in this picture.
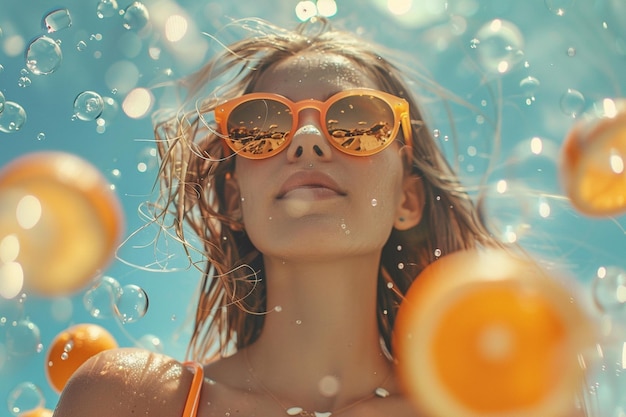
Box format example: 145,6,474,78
371,198,378,207
387,282,394,289
274,306,283,312
295,319,302,325
25,35,62,75
396,245,402,251
398,263,405,270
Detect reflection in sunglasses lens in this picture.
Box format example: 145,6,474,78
227,99,291,156
326,95,394,153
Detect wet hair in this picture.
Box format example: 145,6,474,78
152,17,499,362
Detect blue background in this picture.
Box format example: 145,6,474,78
1,0,625,414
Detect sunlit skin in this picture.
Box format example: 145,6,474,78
395,248,591,417
0,152,124,297
560,99,626,216
46,323,118,393
53,52,422,417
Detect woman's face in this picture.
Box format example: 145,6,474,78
232,52,414,262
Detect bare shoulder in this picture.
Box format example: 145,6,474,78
53,347,195,417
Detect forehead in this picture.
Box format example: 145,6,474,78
251,52,379,101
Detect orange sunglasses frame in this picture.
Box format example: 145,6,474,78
214,88,413,159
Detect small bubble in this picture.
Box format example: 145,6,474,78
97,0,119,18
396,245,402,251
371,198,378,207
295,319,302,325
83,276,123,319
560,88,585,118
434,248,442,257
60,352,69,360
545,0,573,16
274,305,283,312
519,76,540,99
433,129,440,138
398,263,404,270
73,91,104,121
137,334,163,353
123,2,150,31
76,40,87,51
43,8,72,33
7,382,44,415
17,76,31,88
567,47,576,57
114,284,149,324
474,19,524,74
36,132,45,140
436,195,441,201
387,282,394,289
6,320,42,356
592,266,626,313
0,101,27,133
25,35,62,75
0,91,5,113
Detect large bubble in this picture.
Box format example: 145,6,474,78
25,36,62,75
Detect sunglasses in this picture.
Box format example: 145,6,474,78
214,88,413,159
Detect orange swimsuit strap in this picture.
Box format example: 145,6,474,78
182,361,204,417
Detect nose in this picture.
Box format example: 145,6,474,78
285,111,333,163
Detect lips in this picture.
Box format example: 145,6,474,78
276,171,346,199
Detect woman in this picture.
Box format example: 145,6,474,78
53,17,497,417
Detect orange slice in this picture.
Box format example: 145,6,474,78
395,248,591,417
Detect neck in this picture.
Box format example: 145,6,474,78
244,253,394,411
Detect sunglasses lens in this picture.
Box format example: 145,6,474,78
326,94,395,155
225,99,292,157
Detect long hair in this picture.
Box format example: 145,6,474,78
151,17,499,362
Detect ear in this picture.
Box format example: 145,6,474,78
223,173,244,230
393,175,425,231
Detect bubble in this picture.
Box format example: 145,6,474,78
76,40,87,52
122,2,150,31
137,334,163,353
114,284,149,323
0,91,5,113
0,101,27,133
6,319,42,356
7,382,45,415
97,0,119,18
566,47,576,57
36,132,45,141
73,91,104,121
519,76,540,99
545,0,574,16
434,248,442,257
560,88,585,117
592,266,626,313
0,297,25,326
474,19,524,74
43,8,72,33
371,198,378,207
25,36,62,75
17,76,31,88
83,276,122,319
